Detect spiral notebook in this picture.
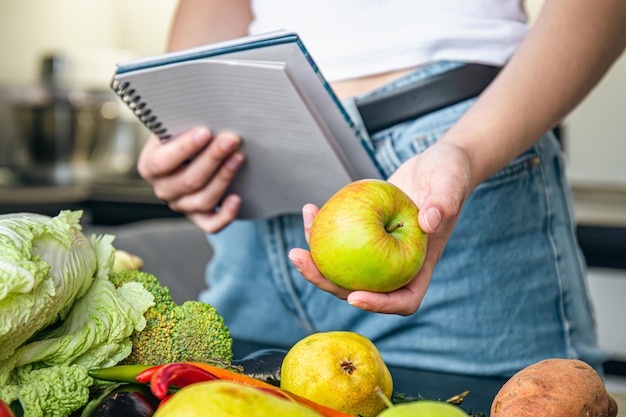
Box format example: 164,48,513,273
110,30,383,219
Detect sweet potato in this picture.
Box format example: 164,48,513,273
491,358,618,417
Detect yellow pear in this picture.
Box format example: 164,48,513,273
153,380,323,417
280,331,393,417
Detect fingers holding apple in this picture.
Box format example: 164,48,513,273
307,179,428,293
346,266,434,315
288,247,353,300
288,245,432,315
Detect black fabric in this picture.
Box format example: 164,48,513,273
355,63,501,134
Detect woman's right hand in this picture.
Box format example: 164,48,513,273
137,127,246,233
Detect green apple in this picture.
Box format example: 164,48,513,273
377,400,469,416
309,179,428,293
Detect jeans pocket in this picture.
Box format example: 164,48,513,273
478,148,542,190
461,145,546,243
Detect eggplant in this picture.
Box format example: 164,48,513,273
232,349,288,387
80,383,160,417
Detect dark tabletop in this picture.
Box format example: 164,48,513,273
232,339,508,417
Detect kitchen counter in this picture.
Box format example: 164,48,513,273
233,339,625,417
3,177,625,268
232,339,505,416
572,184,626,270
2,171,624,223
0,175,182,225
616,394,626,417
572,183,626,228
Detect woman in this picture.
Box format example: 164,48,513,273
137,0,626,376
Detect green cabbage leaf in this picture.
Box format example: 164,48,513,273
0,364,92,417
0,277,153,416
0,211,105,363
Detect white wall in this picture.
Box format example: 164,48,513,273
0,0,178,88
564,55,626,186
527,0,626,187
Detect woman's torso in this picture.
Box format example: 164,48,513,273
249,0,529,97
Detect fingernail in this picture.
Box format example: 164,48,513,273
424,207,441,232
288,254,302,272
226,152,244,170
224,195,241,211
219,134,239,152
193,127,210,144
348,299,369,309
302,206,315,229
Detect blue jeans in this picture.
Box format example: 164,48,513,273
200,62,607,377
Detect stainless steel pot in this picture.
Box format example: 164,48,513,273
2,54,144,185
7,86,140,185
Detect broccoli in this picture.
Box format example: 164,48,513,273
108,270,233,366
172,301,234,363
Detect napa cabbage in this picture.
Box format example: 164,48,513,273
0,211,110,363
0,210,154,416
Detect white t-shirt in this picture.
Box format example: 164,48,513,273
249,0,529,82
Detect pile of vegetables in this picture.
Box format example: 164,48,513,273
0,211,234,417
85,361,355,417
0,210,620,417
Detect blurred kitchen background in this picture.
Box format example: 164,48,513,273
0,0,181,223
0,0,625,388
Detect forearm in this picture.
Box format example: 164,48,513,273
167,0,252,52
441,0,626,190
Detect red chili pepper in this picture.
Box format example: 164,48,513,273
158,394,174,408
0,399,14,417
149,363,220,399
135,364,164,384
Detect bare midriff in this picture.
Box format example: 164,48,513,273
330,67,417,99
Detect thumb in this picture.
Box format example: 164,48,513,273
302,203,319,243
419,206,443,234
417,186,465,234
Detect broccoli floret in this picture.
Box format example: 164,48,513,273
172,301,233,363
108,270,177,365
108,270,233,365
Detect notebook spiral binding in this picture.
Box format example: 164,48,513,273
110,78,172,140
